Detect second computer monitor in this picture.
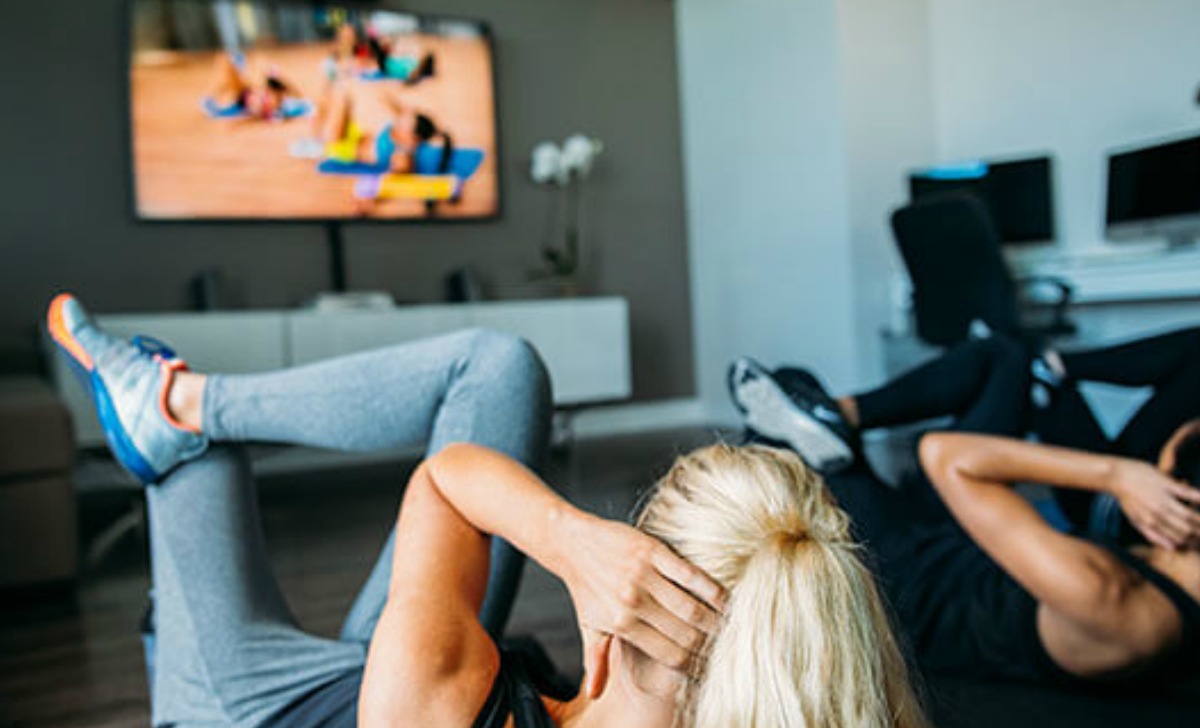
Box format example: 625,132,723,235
909,156,1054,245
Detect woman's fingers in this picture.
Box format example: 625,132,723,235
1160,501,1200,544
623,618,695,672
1170,482,1200,506
1167,496,1200,528
1143,526,1176,551
637,584,715,657
647,572,722,633
1147,509,1189,548
650,545,727,612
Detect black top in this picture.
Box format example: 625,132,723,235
471,645,557,728
827,467,1200,684
893,515,1200,683
263,642,558,728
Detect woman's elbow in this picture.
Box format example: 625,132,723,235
918,431,954,475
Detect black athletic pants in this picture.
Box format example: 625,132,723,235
851,327,1200,528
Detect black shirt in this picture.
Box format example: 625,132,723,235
828,467,1200,684
263,642,559,728
471,645,557,728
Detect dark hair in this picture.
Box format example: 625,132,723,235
414,114,454,174
1170,430,1200,489
414,114,437,141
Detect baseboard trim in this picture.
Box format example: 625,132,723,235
570,397,709,438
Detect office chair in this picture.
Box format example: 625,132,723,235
891,194,1075,347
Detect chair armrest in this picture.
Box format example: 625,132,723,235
1015,275,1074,305
1015,275,1075,337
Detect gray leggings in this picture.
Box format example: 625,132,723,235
146,329,551,726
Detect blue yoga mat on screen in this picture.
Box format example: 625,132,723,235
201,96,313,120
318,145,485,178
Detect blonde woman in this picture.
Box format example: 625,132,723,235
50,293,926,728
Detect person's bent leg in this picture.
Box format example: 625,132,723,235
1059,326,1200,388
197,329,552,638
207,53,247,105
854,336,1031,434
335,331,552,640
148,446,364,726
1057,327,1200,462
321,86,353,144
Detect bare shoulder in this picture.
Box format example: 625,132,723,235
1037,545,1183,678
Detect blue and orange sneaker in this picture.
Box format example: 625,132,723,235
47,294,208,484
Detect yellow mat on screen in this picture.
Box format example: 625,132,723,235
375,174,457,200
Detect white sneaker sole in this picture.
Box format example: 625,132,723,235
734,369,853,470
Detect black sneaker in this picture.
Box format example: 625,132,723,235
773,366,861,452
727,357,855,474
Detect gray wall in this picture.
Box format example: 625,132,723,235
0,0,694,401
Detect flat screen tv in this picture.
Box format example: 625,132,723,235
909,156,1055,245
128,0,499,221
1106,132,1200,247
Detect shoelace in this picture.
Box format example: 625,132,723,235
131,335,178,361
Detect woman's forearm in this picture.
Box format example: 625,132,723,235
920,433,1124,496
422,442,587,581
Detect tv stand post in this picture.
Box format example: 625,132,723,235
326,222,347,292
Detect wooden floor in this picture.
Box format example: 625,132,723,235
132,38,498,220
0,427,725,727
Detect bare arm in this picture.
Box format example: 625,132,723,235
359,443,725,727
918,434,1189,646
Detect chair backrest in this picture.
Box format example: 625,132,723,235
891,194,1020,346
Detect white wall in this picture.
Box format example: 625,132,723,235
837,0,937,385
673,0,1200,423
928,0,1200,252
676,0,860,422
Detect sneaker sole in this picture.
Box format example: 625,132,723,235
48,295,161,483
731,362,853,470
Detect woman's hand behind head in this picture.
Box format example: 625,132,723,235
1112,457,1200,550
558,512,726,699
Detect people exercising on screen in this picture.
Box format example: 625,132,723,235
728,335,1200,685
322,21,436,85
365,31,436,85
314,89,455,174
205,53,304,121
47,293,927,728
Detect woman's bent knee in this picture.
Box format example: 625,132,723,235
464,329,551,400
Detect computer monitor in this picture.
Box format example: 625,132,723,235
1105,133,1200,247
909,156,1054,245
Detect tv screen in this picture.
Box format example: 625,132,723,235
909,156,1054,245
1106,133,1200,236
128,0,499,221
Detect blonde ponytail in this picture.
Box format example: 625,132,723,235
636,444,927,728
